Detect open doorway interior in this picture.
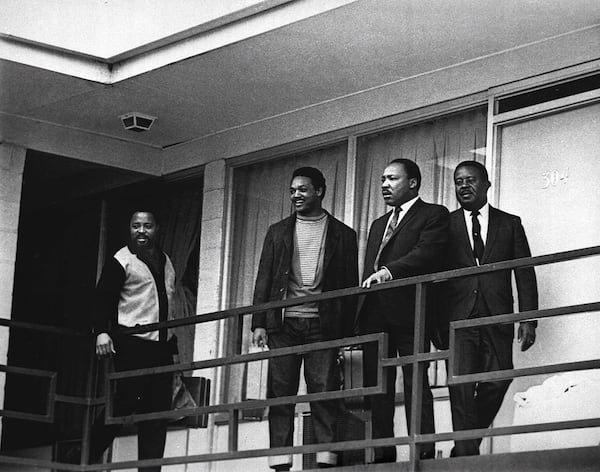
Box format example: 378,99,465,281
2,150,203,456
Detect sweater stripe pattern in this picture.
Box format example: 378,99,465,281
285,213,328,318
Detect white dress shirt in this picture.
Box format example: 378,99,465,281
463,202,489,265
380,195,420,278
382,195,420,239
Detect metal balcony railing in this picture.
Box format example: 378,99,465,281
0,245,599,471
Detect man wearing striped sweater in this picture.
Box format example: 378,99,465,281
252,167,358,470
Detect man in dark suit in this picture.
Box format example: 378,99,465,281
251,167,358,470
441,160,538,456
357,158,449,463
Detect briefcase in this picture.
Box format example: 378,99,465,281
174,376,211,428
342,346,365,409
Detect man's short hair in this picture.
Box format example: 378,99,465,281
291,167,327,200
130,209,159,226
389,158,422,191
455,160,489,182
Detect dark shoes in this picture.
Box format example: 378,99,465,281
420,450,436,460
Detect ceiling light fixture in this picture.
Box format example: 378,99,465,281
120,112,157,132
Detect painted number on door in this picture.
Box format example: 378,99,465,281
541,169,569,189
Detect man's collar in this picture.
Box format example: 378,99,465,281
127,242,160,259
463,202,489,218
295,209,327,221
396,195,420,213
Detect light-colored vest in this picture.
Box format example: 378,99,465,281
114,246,175,341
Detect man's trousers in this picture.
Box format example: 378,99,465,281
89,335,173,472
448,324,513,456
361,312,435,463
267,317,342,469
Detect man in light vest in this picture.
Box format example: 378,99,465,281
90,210,176,472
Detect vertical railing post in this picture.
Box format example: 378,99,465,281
79,339,97,466
228,408,240,452
409,282,428,472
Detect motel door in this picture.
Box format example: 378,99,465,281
493,100,600,451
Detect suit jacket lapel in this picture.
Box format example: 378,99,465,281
282,215,295,261
454,211,476,264
322,213,340,273
483,206,499,263
380,198,422,252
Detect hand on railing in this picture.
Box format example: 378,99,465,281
253,327,268,348
96,332,116,357
518,322,536,351
361,268,391,288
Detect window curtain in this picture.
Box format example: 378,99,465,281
354,107,487,385
227,143,348,401
156,183,203,365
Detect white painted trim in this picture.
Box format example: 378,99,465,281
344,136,357,227
1,0,360,83
220,164,235,319
493,88,600,125
489,59,600,98
105,0,297,63
0,37,112,83
486,96,500,207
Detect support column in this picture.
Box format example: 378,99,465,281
191,159,229,467
0,143,26,438
195,159,228,361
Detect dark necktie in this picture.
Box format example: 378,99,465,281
383,207,401,245
471,210,485,263
374,207,401,271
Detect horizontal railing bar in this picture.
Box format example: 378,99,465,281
2,417,600,472
105,335,386,423
17,418,600,470
114,245,600,336
0,409,53,423
108,333,381,380
53,394,106,406
0,245,597,468
106,385,382,424
415,417,600,443
451,302,600,329
448,359,600,385
3,418,600,471
0,318,85,336
381,350,448,367
0,364,57,377
2,246,598,337
42,436,417,471
0,455,84,471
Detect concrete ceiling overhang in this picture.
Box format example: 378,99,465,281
1,0,599,176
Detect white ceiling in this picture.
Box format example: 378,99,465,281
1,0,599,168
0,0,279,59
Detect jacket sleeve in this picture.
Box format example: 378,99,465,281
385,206,450,279
512,216,539,317
343,228,359,336
251,226,275,331
92,257,126,335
